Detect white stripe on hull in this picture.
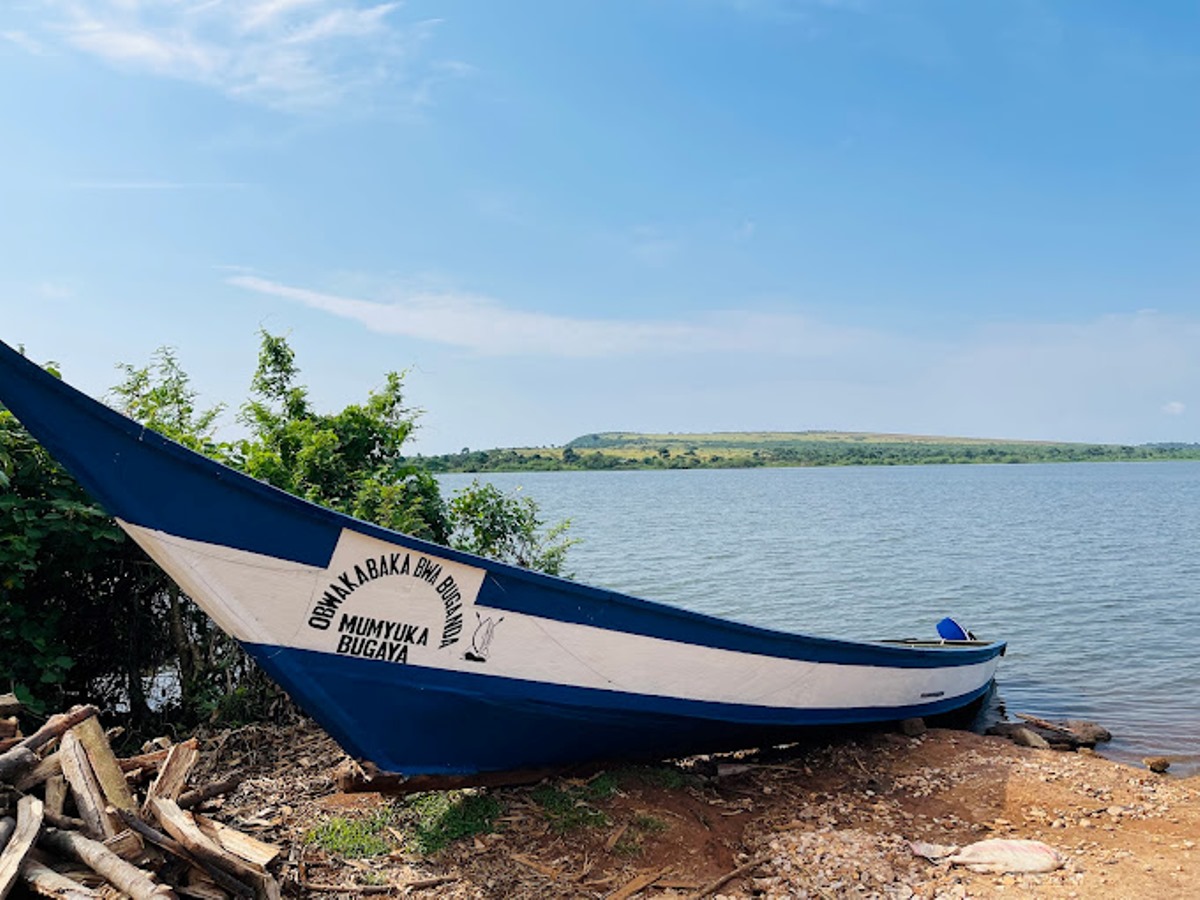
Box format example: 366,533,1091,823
122,522,998,711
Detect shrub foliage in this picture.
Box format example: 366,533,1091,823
0,333,573,731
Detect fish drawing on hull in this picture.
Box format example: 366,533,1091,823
464,611,503,663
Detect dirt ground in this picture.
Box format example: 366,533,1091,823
192,721,1200,898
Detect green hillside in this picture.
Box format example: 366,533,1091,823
416,431,1200,473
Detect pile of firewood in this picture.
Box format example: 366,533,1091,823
0,694,280,899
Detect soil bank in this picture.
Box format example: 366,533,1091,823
197,722,1200,898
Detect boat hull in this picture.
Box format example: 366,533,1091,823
0,339,1006,776
252,644,997,775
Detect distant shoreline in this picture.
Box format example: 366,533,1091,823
414,430,1200,474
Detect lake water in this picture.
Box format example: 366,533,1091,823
439,463,1200,776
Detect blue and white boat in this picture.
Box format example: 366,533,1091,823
0,339,1005,778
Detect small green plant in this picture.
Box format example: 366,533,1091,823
532,784,610,832
305,806,399,858
632,813,667,834
612,835,643,857
407,791,502,855
611,814,669,857
584,772,620,801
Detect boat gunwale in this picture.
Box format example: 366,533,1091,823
0,339,1006,670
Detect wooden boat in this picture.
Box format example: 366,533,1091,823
0,339,1005,778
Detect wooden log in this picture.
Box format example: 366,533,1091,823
609,867,669,900
71,718,136,815
102,829,146,862
19,857,99,899
0,819,13,851
0,720,17,741
39,828,176,900
684,855,770,900
115,810,253,899
176,879,231,900
0,697,19,718
18,707,98,755
300,878,457,895
192,816,279,868
43,810,87,832
0,707,98,785
142,741,198,816
149,800,278,900
177,776,242,811
0,795,44,899
44,776,67,818
147,800,258,879
0,741,20,755
14,754,61,793
58,733,117,839
118,749,170,774
0,749,38,786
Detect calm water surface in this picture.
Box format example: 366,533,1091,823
440,463,1200,775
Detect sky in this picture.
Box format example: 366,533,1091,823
1,0,1197,454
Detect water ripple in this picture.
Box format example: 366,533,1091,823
441,463,1200,775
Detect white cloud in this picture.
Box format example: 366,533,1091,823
1,30,47,54
66,19,223,76
227,273,1200,443
239,0,327,34
227,274,875,359
26,1,460,111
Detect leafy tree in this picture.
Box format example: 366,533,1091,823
110,348,225,453
232,331,448,544
1,331,574,730
107,348,248,723
1,365,161,717
447,480,577,577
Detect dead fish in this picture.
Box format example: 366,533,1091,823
911,838,1063,874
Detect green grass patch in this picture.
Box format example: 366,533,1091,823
614,764,692,790
305,806,400,858
612,813,670,857
532,784,611,832
611,835,643,857
632,813,668,833
406,791,503,855
584,771,620,800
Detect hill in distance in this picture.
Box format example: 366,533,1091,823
417,431,1200,473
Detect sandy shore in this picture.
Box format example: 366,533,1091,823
198,722,1199,898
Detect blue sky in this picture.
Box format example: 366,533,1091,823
1,1,1196,453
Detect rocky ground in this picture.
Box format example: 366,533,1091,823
192,722,1200,898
